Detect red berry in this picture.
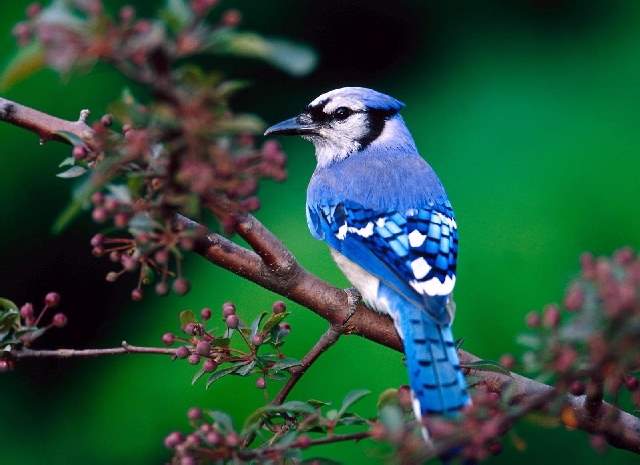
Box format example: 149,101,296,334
295,435,311,449
256,377,266,389
154,249,169,264
183,322,197,335
175,346,190,359
543,304,560,328
100,113,113,127
625,376,639,391
155,282,169,296
203,359,218,372
164,431,183,449
272,301,286,314
195,340,211,356
225,432,240,448
131,288,143,301
251,334,263,346
20,303,34,320
221,9,241,26
104,197,118,212
569,380,585,396
226,314,239,329
206,431,221,445
92,207,108,223
188,353,200,365
114,213,129,228
90,192,104,205
0,359,14,372
200,307,212,320
52,313,67,328
526,311,541,328
26,3,42,18
187,407,202,420
90,233,104,247
222,302,235,317
173,278,190,295
72,146,86,160
162,332,175,345
106,272,119,282
499,354,515,370
44,292,61,308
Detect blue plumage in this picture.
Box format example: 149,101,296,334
265,87,470,423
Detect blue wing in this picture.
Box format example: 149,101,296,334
307,199,458,324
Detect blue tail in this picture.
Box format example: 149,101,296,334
399,305,469,417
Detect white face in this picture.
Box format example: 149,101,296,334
301,94,389,167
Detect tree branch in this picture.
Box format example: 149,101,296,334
273,325,342,405
12,341,176,359
1,95,639,455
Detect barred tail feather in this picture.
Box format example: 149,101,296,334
399,306,469,420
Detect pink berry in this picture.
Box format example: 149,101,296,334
195,340,211,356
175,346,190,359
256,377,266,389
200,307,212,320
20,303,34,320
90,233,104,247
188,353,200,365
222,302,235,317
52,313,68,328
272,300,286,314
44,292,61,308
155,282,169,296
226,314,239,329
92,207,108,223
251,334,263,346
187,407,202,420
203,359,218,372
162,332,175,345
164,431,183,449
131,288,143,301
173,278,190,295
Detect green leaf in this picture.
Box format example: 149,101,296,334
205,364,242,389
205,30,317,76
217,79,251,98
192,367,207,385
270,357,301,372
161,0,194,33
262,311,288,334
376,388,399,411
250,312,267,337
54,130,85,147
235,360,256,376
307,399,331,408
56,166,87,178
207,410,234,432
58,157,75,168
337,413,367,426
338,389,370,417
179,310,196,328
51,175,94,234
460,359,512,376
379,404,404,434
0,298,19,332
265,400,316,415
0,42,45,90
214,114,265,135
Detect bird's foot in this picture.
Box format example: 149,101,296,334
342,287,362,325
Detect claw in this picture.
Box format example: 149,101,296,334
342,287,361,325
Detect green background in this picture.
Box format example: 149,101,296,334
1,1,639,464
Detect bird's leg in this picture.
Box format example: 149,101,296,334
342,287,361,325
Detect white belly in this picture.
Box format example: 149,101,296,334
330,249,394,317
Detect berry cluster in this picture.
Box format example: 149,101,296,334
0,292,67,372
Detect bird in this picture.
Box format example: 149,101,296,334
264,87,470,430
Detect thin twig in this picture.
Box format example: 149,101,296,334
12,341,176,359
273,325,342,405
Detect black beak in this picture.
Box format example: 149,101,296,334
264,116,317,136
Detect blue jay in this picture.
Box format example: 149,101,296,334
265,87,469,426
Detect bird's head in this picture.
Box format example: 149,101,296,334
265,87,415,167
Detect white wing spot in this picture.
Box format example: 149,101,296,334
434,212,457,230
411,257,431,280
408,229,427,247
350,221,374,238
376,217,386,227
335,223,348,240
410,275,456,296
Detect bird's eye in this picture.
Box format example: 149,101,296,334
333,107,352,120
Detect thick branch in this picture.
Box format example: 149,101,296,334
2,95,639,455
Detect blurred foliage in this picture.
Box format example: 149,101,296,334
1,0,640,464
